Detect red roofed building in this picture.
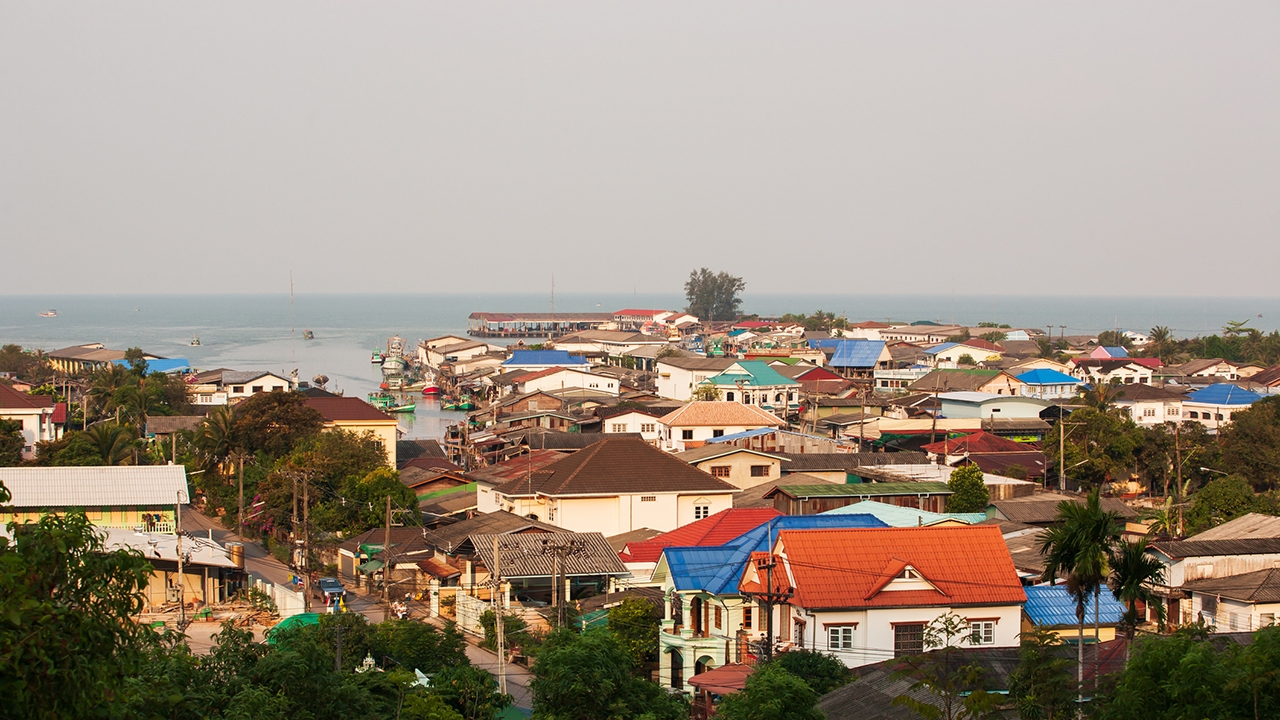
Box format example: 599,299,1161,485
303,396,399,467
920,431,1047,480
0,383,64,459
742,525,1025,667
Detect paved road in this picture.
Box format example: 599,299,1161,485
180,507,293,586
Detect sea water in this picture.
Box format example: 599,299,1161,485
2,293,1278,440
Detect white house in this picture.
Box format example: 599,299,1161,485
1014,369,1082,401
1181,569,1280,632
424,340,506,367
1181,384,1264,430
221,371,294,402
1147,537,1280,627
483,437,739,536
0,383,62,459
656,358,736,401
553,330,671,361
658,402,786,452
1071,359,1154,386
599,409,665,443
936,392,1051,421
923,341,1004,368
516,367,620,396
1113,385,1186,426
744,525,1025,668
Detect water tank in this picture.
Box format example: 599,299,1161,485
227,542,245,569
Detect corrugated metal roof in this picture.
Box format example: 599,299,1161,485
827,340,887,368
822,500,987,526
0,466,190,507
769,481,952,498
1015,369,1080,386
502,350,588,366
470,531,627,578
1186,384,1264,406
101,528,236,568
1024,585,1125,627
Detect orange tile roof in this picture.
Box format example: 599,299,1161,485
620,508,780,563
768,526,1025,610
919,431,1033,455
659,401,785,428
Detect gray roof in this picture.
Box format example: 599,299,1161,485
675,445,785,464
1181,568,1280,603
0,466,191,507
654,357,737,371
146,416,205,435
469,531,628,578
776,452,930,473
1149,537,1280,560
101,528,237,568
1190,513,1280,542
422,510,566,554
221,370,287,385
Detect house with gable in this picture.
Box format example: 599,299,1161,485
1182,384,1264,429
482,437,738,535
655,357,737,402
617,507,780,583
515,366,620,396
923,340,1004,368
303,395,399,466
675,445,787,489
653,513,889,690
1090,346,1129,360
742,525,1025,668
1070,359,1153,385
700,360,801,412
0,382,64,459
908,369,1027,396
808,339,893,379
1146,537,1280,627
658,401,786,452
1014,369,1081,400
1113,384,1187,426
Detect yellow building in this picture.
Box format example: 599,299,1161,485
0,465,189,533
304,396,399,467
1022,585,1124,643
675,445,785,489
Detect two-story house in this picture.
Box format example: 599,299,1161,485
656,358,737,401
700,361,801,413
0,382,64,459
742,525,1025,668
658,402,785,452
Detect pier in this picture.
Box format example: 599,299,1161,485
466,311,615,338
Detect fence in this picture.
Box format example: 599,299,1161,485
249,575,306,618
456,593,491,636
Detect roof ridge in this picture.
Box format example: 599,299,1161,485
543,439,607,495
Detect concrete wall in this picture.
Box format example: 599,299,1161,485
326,421,398,466
691,454,781,489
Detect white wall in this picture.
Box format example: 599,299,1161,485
523,369,619,396
602,412,663,442
662,423,766,452
657,363,726,402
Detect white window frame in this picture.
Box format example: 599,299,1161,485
968,620,996,646
828,625,854,650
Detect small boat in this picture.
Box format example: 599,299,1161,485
421,384,441,396
190,335,201,346
302,329,314,340
381,355,407,374
38,310,57,318
386,402,416,413
367,392,395,408
371,347,386,364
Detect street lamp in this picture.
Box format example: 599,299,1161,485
1200,467,1229,476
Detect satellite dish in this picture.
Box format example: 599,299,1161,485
312,374,329,388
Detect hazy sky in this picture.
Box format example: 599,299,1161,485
2,2,1278,296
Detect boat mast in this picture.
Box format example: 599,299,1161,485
290,271,297,386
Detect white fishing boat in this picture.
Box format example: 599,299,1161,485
190,335,201,346
38,310,57,318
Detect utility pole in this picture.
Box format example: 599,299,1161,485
176,492,186,628
334,624,344,673
302,475,311,613
858,384,866,453
492,536,507,695
236,456,245,539
1174,423,1184,537
383,496,393,612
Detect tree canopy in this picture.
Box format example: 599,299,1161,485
947,465,990,513
684,268,745,322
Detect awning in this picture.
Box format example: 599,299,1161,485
266,612,321,644
688,664,754,695
416,558,461,579
357,559,385,573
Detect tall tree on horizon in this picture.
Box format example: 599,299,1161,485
684,268,745,322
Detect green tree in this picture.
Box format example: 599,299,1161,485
1045,408,1143,488
229,390,324,457
434,664,513,720
530,628,687,720
193,404,238,471
1039,490,1121,706
1108,538,1166,644
717,663,824,720
956,353,977,366
0,344,51,380
31,432,106,466
607,597,659,671
890,613,1000,720
0,418,24,466
1006,626,1075,720
87,363,131,419
947,465,990,513
692,384,723,401
85,422,138,465
769,648,850,695
116,378,165,427
1219,396,1280,492
1095,626,1237,720
978,331,1007,343
1184,475,1269,535
1095,331,1131,349
311,466,418,535
0,490,159,719
684,268,746,322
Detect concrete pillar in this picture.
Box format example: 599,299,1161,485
429,579,440,618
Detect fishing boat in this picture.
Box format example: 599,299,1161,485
190,335,201,346
367,392,395,408
386,402,416,413
38,310,57,318
421,382,441,396
371,347,385,364
302,329,314,340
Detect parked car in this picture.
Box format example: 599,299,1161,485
317,577,345,601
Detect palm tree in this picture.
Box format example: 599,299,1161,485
1040,490,1122,708
1147,326,1173,362
87,364,130,420
1081,382,1121,413
85,423,136,465
117,380,164,428
1141,499,1175,540
1109,538,1167,650
194,405,236,471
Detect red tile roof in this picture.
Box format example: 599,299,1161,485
512,366,574,383
303,396,396,423
659,402,785,428
0,382,42,409
919,431,1034,455
51,402,67,424
619,508,781,563
769,526,1025,610
962,338,1004,353
1129,358,1164,369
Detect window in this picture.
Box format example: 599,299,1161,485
714,606,722,629
750,465,769,477
611,423,628,433
1168,407,1180,416
743,607,753,630
1216,414,1225,421
1143,408,1156,417
232,386,244,393
829,626,854,650
694,505,711,520
1189,411,1199,419
894,624,925,657
726,391,735,402
968,620,996,645
251,385,264,393
1202,595,1218,617
641,423,655,433
640,496,656,502
682,429,694,440
743,394,752,405
712,429,725,438
710,466,731,478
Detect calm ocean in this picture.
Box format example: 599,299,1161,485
2,293,1278,440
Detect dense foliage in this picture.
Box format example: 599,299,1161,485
768,649,850,696
684,268,745,322
529,628,688,720
717,663,824,720
946,465,990,513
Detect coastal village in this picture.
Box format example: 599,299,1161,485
4,290,1280,719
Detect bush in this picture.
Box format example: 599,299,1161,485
947,465,990,513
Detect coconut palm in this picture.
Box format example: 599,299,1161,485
1147,326,1173,362
1081,382,1121,413
194,405,237,470
87,364,131,419
117,379,164,428
85,423,136,465
1040,490,1122,707
1141,499,1175,540
1109,538,1167,648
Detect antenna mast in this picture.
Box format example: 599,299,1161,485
290,271,297,375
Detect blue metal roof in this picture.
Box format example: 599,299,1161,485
1101,347,1129,358
924,342,960,355
502,350,587,366
1015,369,1080,386
111,358,190,374
1023,585,1126,627
824,340,886,369
662,514,888,595
705,427,777,444
1187,383,1265,406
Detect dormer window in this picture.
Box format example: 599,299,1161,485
896,567,921,580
